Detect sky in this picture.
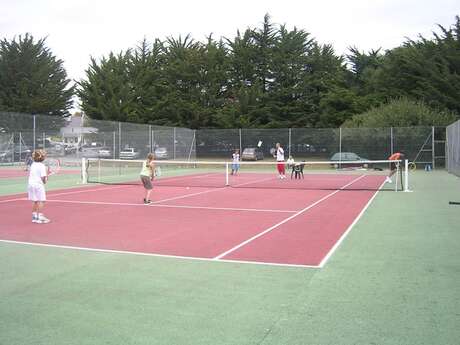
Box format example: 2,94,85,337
1,0,459,84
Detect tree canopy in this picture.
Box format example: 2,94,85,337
2,15,460,129
0,34,74,117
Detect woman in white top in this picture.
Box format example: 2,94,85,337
28,150,50,223
274,143,286,179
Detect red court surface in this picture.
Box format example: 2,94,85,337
0,173,385,268
0,168,79,178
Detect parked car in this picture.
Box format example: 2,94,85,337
80,145,101,158
64,144,77,155
119,147,140,160
0,145,32,162
154,147,168,159
330,152,369,168
242,147,264,161
98,147,113,158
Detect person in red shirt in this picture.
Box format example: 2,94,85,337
386,152,405,183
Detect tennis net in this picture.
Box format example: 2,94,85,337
82,158,409,191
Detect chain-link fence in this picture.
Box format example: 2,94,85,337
196,127,443,166
447,120,460,177
0,112,196,164
0,111,445,168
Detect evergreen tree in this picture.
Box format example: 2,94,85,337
78,51,134,122
0,34,74,119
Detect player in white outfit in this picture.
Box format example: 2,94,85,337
28,150,50,223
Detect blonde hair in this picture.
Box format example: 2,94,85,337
146,153,154,161
32,150,46,162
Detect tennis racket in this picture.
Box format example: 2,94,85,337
154,166,162,177
46,158,61,176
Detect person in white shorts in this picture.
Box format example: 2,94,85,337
28,150,50,223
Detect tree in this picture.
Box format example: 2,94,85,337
0,34,74,118
343,98,458,127
78,51,134,122
369,16,460,114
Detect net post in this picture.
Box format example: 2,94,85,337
395,162,399,192
404,159,410,192
81,158,87,184
225,162,229,186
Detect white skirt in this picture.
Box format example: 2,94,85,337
28,184,46,201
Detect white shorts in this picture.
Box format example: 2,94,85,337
28,184,46,202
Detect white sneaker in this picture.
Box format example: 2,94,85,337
385,177,392,183
38,215,50,223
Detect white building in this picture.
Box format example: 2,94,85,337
60,115,97,145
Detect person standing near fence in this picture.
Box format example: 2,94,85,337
274,143,286,179
231,149,240,175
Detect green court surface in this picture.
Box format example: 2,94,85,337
0,170,459,345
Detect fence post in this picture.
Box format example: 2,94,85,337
239,128,242,152
173,127,176,160
118,122,121,154
113,131,116,159
432,126,435,170
149,125,152,153
339,127,342,168
288,128,292,157
390,127,394,155
33,115,36,151
187,130,195,161
19,132,22,163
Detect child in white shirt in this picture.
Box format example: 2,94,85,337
28,150,50,223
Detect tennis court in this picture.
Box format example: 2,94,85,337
0,165,389,268
1,159,459,345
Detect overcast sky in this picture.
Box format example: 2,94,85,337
1,0,459,83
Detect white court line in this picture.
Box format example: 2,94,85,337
213,175,366,260
318,179,386,268
0,239,318,269
148,175,276,205
0,184,132,204
45,199,297,213
0,175,275,208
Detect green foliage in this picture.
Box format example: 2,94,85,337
0,34,74,118
343,98,458,127
76,14,460,129
78,14,350,129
